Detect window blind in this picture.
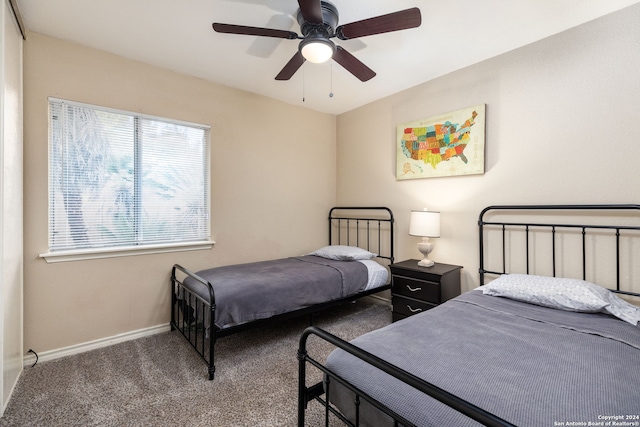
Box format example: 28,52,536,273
48,98,210,252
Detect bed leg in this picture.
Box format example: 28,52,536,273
170,274,177,331
297,346,308,426
208,305,216,381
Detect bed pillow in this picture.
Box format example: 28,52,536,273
603,293,640,326
308,245,377,261
358,259,389,291
482,274,640,325
482,274,610,312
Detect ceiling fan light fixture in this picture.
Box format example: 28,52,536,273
213,2,422,82
299,37,335,63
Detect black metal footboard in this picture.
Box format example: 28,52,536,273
171,264,216,380
297,326,516,427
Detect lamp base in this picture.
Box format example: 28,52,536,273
416,237,435,267
417,258,435,267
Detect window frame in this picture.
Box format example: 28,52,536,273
40,98,214,263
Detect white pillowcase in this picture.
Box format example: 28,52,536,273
308,245,377,261
358,259,389,290
603,294,640,326
482,274,640,326
483,274,609,312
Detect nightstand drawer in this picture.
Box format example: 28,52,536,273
392,275,440,304
392,295,436,317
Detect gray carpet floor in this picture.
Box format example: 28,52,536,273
1,297,391,427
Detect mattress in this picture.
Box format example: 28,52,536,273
325,290,640,426
182,255,387,330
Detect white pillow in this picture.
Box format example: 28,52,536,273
483,274,609,312
604,293,640,326
308,245,377,261
482,274,640,325
358,259,389,290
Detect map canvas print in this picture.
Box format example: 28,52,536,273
396,104,485,180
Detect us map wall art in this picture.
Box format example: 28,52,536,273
396,104,485,180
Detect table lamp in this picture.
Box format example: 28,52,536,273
409,209,440,267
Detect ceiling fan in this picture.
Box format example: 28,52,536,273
212,1,421,82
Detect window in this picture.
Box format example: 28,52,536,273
44,98,211,261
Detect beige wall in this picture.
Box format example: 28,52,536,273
23,33,336,354
337,4,640,292
23,3,640,355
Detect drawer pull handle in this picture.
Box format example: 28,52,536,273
407,305,423,313
406,285,422,292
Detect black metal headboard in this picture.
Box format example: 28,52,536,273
329,207,394,263
479,204,640,298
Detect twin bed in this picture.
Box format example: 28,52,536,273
170,207,394,380
298,205,640,426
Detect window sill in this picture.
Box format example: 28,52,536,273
39,241,216,263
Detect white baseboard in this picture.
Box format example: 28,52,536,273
23,323,171,367
369,294,391,303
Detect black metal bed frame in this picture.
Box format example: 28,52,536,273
170,206,394,380
297,204,640,427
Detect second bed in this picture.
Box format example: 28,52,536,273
171,206,395,380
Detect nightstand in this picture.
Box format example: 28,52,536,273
389,260,462,322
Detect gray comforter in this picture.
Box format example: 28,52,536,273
183,255,368,330
325,290,640,426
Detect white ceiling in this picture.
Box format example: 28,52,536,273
16,0,640,115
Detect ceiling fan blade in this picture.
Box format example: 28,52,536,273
298,0,323,24
332,46,376,82
275,51,306,80
212,23,298,39
336,7,421,40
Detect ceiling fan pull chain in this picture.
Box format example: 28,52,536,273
329,63,334,98
302,63,306,102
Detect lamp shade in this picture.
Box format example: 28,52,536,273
409,210,440,238
299,38,335,63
